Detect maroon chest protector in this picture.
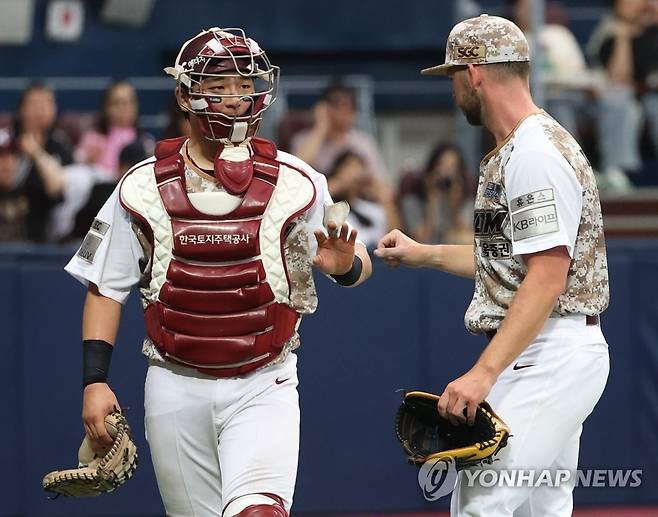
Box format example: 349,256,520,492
127,137,313,377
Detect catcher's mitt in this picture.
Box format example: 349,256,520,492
395,390,510,470
43,411,138,497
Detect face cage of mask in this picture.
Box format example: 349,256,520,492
181,67,280,142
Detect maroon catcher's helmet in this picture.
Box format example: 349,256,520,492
165,27,279,143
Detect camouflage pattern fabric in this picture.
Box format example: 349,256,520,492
422,14,530,75
464,112,609,333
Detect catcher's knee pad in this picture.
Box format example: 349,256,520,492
223,493,287,517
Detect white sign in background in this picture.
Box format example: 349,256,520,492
46,0,84,42
0,0,35,45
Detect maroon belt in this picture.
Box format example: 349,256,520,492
586,314,599,326
485,314,600,341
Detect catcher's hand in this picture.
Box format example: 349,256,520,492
43,411,138,497
313,222,358,275
395,390,510,470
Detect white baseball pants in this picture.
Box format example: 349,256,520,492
451,315,610,516
144,353,300,517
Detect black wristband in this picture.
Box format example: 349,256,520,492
83,339,114,388
330,255,363,286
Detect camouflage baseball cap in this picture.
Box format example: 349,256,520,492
422,14,530,76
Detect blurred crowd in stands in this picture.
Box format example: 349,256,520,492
512,0,658,191
0,81,152,244
1,0,657,247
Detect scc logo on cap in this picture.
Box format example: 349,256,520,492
455,45,487,59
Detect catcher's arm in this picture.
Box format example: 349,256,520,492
82,283,122,453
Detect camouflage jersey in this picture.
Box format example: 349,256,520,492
464,111,609,334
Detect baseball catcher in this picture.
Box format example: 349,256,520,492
395,391,510,470
43,411,138,497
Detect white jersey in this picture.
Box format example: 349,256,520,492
65,146,347,362
465,111,609,333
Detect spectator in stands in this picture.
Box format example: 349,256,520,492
510,0,596,141
163,99,192,139
291,82,390,180
634,1,658,154
13,83,73,167
0,134,28,242
75,81,153,178
7,84,75,241
326,151,397,247
0,129,65,243
23,119,150,242
399,143,473,244
588,0,650,191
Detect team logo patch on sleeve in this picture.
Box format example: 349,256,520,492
76,233,102,264
511,188,554,213
512,205,559,241
90,218,110,235
76,218,110,263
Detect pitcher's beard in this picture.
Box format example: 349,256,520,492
455,87,483,126
459,97,482,126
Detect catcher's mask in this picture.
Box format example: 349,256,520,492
165,27,279,144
